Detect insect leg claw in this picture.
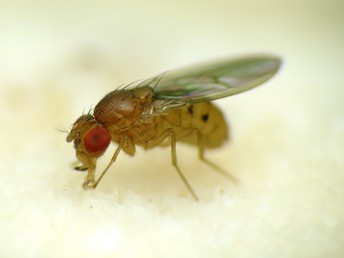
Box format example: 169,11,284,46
74,165,88,171
82,180,96,189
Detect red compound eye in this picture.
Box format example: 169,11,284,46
83,125,111,156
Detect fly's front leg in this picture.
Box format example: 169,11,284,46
74,151,97,189
196,131,239,184
83,165,96,189
148,128,199,201
91,140,125,189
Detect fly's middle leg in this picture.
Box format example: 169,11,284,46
147,128,199,201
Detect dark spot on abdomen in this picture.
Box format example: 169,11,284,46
201,114,209,122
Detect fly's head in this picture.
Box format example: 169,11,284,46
67,114,111,180
67,114,112,189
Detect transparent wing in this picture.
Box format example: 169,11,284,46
151,54,281,103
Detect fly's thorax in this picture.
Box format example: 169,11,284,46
93,86,154,129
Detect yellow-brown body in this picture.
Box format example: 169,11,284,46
68,86,229,200
93,86,228,153
66,54,281,200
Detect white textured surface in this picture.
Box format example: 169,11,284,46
1,1,343,257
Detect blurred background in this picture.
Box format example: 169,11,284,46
0,0,343,143
0,0,343,257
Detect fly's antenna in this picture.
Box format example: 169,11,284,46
55,125,69,135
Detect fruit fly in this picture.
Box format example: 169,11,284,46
67,54,281,200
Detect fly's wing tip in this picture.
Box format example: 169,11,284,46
152,53,283,103
261,53,282,73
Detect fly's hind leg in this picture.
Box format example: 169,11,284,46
196,130,239,184
148,128,199,201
